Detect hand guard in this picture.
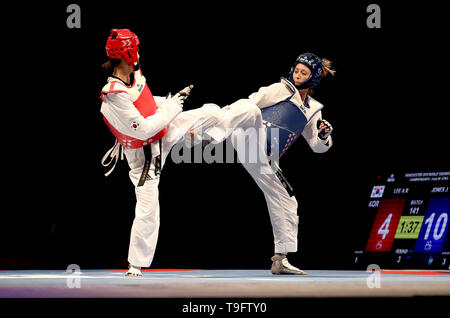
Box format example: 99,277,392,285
317,119,333,140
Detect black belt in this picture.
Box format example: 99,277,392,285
137,140,162,187
270,160,295,197
267,146,294,197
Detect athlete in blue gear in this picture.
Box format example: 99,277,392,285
209,53,335,274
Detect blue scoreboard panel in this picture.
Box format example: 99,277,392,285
353,170,450,269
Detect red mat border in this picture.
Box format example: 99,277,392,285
377,270,450,275
104,269,204,272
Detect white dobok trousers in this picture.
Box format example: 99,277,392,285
124,104,222,267
124,101,299,267
214,101,300,254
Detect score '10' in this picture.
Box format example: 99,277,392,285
423,212,448,241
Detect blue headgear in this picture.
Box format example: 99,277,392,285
289,53,323,89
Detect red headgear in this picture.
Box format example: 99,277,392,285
105,29,140,67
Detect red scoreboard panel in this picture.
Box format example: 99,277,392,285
353,170,450,269
365,199,405,252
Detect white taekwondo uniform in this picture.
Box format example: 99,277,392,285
208,78,333,254
100,70,222,267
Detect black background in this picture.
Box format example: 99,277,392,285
1,1,448,271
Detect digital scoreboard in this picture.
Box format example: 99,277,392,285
353,170,450,269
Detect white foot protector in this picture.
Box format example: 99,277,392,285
125,265,142,277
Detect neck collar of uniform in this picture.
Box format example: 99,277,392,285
108,74,132,87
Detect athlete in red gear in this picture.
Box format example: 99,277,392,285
100,29,223,276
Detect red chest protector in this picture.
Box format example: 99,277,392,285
101,70,168,149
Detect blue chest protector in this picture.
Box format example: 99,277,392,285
261,78,323,157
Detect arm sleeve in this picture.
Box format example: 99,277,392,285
302,110,333,153
246,82,292,109
101,92,182,140
154,95,167,106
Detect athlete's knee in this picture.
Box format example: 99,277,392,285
288,195,298,211
245,103,262,118
246,104,263,128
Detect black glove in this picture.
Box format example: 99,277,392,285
317,119,333,140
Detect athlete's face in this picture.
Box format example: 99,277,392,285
292,63,311,86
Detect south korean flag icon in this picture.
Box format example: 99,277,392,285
370,185,385,198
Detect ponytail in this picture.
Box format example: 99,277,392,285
307,58,336,97
101,59,121,74
321,58,336,77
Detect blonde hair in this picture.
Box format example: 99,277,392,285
306,57,335,97
321,58,336,77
